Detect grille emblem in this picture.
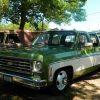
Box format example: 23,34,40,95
8,62,13,66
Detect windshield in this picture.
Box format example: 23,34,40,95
32,31,76,48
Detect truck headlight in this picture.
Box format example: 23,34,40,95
34,62,42,71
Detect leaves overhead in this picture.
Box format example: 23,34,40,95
2,0,87,30
0,0,9,20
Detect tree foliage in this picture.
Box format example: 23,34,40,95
2,0,87,30
0,22,49,30
0,0,9,20
38,22,50,30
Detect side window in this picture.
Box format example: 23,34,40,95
48,34,60,46
64,35,75,48
79,35,88,43
60,35,75,48
65,35,75,42
90,34,97,43
78,34,88,48
52,34,60,45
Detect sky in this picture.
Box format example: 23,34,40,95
49,0,100,32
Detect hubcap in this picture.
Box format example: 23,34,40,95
56,70,68,90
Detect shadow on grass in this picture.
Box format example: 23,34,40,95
0,81,67,100
0,69,100,100
65,69,100,100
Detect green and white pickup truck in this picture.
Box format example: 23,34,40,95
0,30,100,95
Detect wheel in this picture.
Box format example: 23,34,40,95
51,68,70,95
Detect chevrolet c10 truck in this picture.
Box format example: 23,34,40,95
0,30,100,95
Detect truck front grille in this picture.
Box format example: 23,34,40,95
0,56,32,75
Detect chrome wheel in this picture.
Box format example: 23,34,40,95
56,70,68,90
51,68,70,95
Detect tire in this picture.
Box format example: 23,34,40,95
51,68,70,95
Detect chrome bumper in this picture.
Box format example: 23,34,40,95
0,72,47,89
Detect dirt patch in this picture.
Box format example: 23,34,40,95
70,70,100,100
0,69,100,100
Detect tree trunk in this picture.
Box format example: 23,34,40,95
19,11,26,30
41,16,44,30
42,20,43,30
19,2,26,30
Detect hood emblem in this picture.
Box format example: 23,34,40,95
8,62,13,66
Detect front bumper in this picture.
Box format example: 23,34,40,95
0,72,47,89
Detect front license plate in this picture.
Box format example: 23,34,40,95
4,75,12,82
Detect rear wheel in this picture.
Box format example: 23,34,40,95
51,68,70,95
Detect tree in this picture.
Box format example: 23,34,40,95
2,0,87,30
0,22,49,30
0,0,9,20
38,22,49,31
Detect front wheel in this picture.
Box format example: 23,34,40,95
51,68,70,95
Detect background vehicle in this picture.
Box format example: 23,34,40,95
0,30,43,48
88,32,100,46
0,32,22,48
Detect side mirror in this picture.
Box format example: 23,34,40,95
84,42,93,47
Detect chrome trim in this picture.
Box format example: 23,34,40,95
0,72,47,89
0,56,32,75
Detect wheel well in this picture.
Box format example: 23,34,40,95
54,66,73,80
66,66,73,80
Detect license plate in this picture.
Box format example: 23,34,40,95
4,75,12,82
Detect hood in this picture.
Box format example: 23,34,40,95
0,45,76,61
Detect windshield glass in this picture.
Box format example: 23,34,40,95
32,31,76,48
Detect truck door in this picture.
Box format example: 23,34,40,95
93,49,100,66
92,44,100,66
77,33,94,71
89,32,100,66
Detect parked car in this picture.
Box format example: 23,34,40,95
0,31,22,48
88,32,100,46
96,32,100,40
0,30,43,48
